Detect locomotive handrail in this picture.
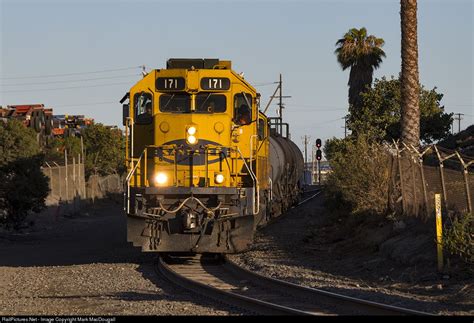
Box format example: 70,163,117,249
125,151,143,213
237,147,259,215
149,144,236,187
126,144,259,215
249,135,260,215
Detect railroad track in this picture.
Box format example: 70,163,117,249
155,190,432,315
157,254,432,315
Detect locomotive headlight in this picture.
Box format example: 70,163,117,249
187,135,197,145
154,172,168,185
215,173,225,184
187,126,197,136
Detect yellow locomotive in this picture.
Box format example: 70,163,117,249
121,58,303,253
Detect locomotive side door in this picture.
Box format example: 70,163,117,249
131,91,154,187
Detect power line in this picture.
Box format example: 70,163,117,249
1,74,141,86
290,106,347,111
252,81,279,87
54,101,117,108
0,81,134,93
0,66,143,80
290,103,345,108
313,117,345,126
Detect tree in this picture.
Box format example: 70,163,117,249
0,119,41,166
0,120,49,229
350,76,453,143
44,136,82,164
335,27,386,132
82,123,125,177
400,0,420,147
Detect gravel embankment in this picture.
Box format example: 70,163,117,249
0,202,241,315
229,194,473,316
1,197,471,315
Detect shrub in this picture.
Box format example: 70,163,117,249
0,155,50,229
0,119,41,166
0,120,49,229
325,136,391,215
443,212,473,266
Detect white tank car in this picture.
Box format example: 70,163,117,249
269,133,304,218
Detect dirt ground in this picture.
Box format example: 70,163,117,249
0,196,472,316
0,200,240,315
229,193,473,316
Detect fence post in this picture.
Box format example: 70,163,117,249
434,146,448,209
409,144,431,219
45,162,53,198
54,162,62,200
65,150,69,202
455,152,473,214
463,168,472,214
435,193,444,272
411,155,418,216
397,146,406,215
418,157,429,218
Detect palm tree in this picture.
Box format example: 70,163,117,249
335,27,386,126
400,0,420,147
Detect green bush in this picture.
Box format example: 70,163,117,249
0,120,49,229
0,155,50,229
0,119,41,166
444,212,473,265
82,124,125,178
325,136,391,215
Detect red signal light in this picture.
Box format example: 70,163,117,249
316,138,322,148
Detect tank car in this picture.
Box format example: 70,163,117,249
121,58,303,253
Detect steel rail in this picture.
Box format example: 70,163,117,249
224,256,434,316
156,255,311,315
157,254,432,316
155,190,432,316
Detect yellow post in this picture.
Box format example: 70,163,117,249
435,193,444,272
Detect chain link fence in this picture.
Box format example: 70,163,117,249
42,161,86,206
41,162,123,212
86,174,123,202
387,143,473,219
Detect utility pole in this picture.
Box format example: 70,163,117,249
342,116,348,138
454,113,464,134
266,74,291,135
277,74,291,134
302,135,310,165
312,144,315,184
279,74,283,123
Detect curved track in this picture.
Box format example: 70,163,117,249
155,188,432,315
156,254,432,316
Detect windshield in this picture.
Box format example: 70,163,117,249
159,94,191,113
159,93,227,113
195,93,226,113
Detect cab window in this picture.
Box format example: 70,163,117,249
195,93,226,113
159,94,191,113
134,92,153,124
234,93,252,125
258,118,266,140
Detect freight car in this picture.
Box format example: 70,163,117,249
122,58,303,253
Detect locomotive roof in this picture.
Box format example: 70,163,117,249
166,58,231,70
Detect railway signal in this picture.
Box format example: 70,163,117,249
316,149,322,161
315,139,322,184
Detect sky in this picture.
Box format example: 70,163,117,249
1,0,473,154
